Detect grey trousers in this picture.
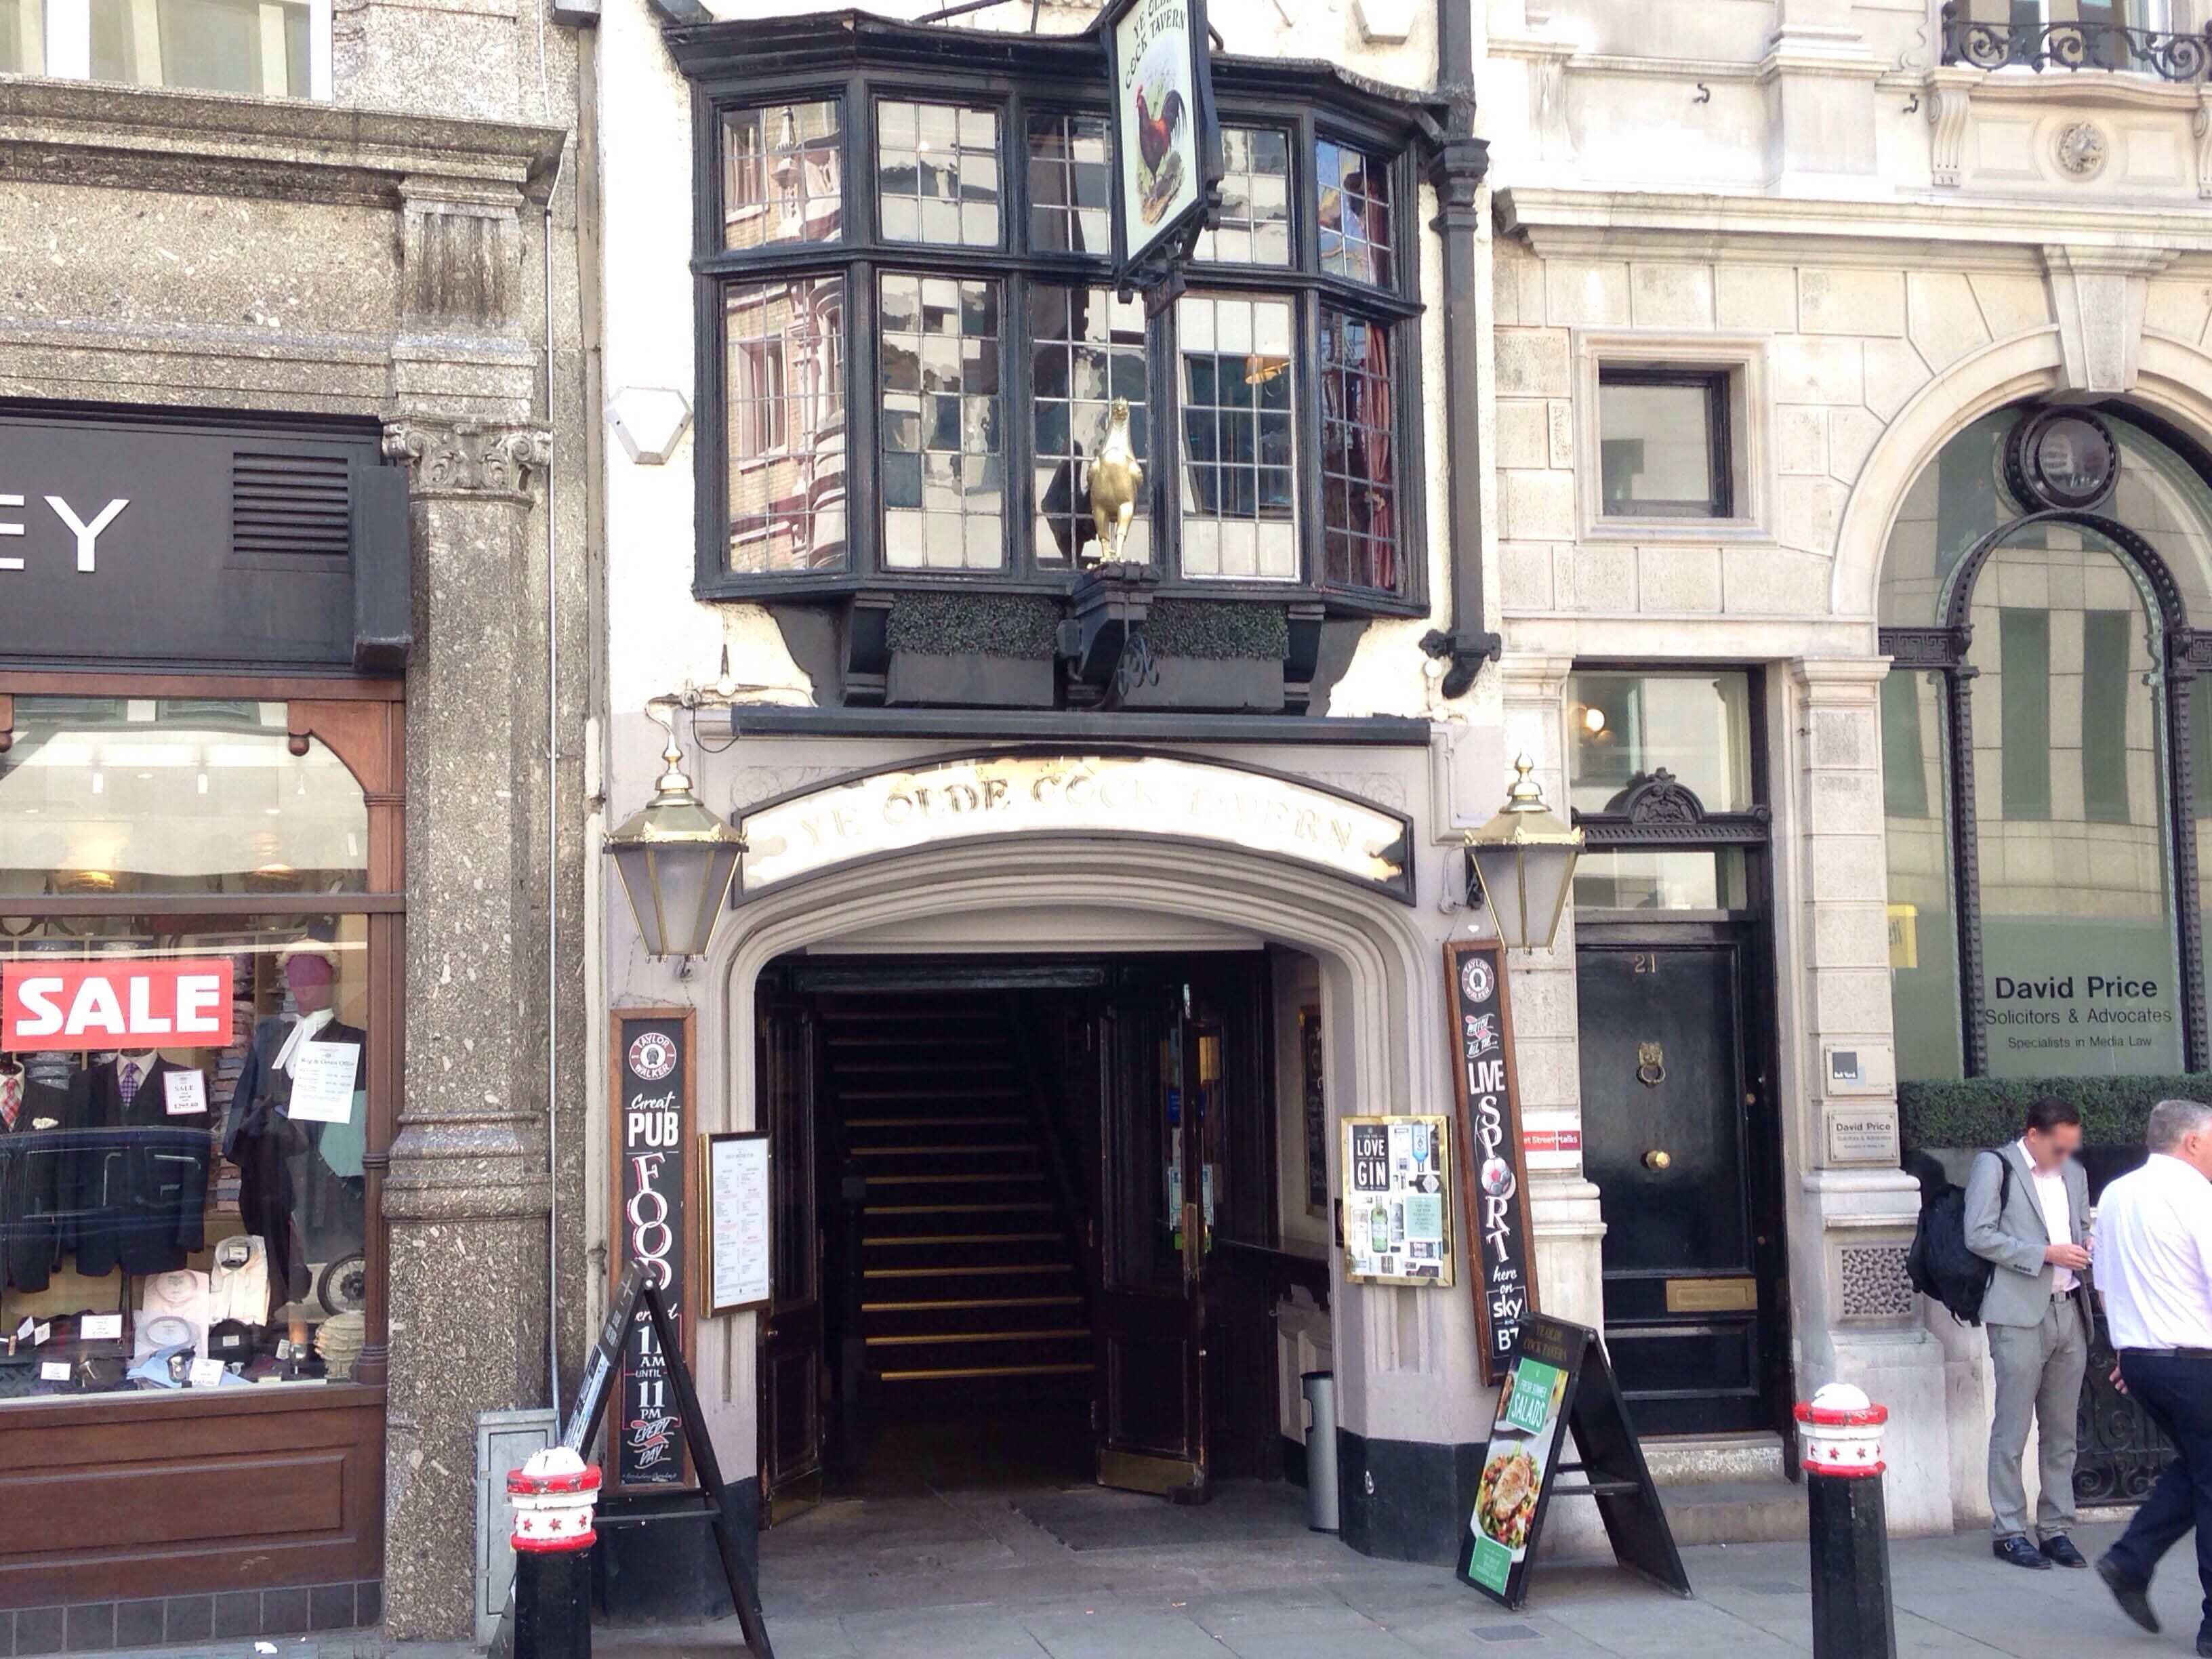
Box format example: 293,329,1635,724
1987,1295,2090,1538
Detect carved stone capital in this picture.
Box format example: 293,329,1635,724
1927,68,1976,189
398,175,527,334
383,417,552,499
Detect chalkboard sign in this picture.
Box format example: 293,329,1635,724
1445,941,1538,1383
611,1009,696,1490
1459,1315,1689,1612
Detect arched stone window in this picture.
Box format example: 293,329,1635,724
1879,403,2212,1080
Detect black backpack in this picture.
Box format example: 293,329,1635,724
1906,1149,2012,1326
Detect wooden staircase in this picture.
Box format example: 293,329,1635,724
824,1001,1094,1409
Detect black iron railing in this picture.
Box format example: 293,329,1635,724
2075,1296,2175,1506
1941,4,2212,81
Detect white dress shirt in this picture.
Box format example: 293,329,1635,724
2018,1139,2076,1294
2094,1153,2212,1352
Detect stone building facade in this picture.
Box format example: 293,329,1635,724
0,3,590,1643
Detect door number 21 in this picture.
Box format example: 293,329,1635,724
1631,953,1658,975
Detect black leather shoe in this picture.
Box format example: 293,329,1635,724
2096,1553,2160,1633
1995,1534,2052,1570
2040,1534,2089,1569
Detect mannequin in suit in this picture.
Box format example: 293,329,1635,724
70,1051,211,1277
0,1057,72,1291
224,949,365,1309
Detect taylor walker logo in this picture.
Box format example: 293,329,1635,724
1460,957,1494,1004
628,1029,678,1080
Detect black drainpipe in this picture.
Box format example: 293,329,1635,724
1419,0,1501,699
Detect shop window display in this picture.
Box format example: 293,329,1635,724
0,699,373,1399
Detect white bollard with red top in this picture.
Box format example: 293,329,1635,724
1795,1384,1898,1659
509,1448,601,1659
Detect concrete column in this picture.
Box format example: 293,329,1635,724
380,416,557,1637
1761,0,1884,186
1782,659,1951,1534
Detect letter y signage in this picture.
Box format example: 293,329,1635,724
0,493,129,573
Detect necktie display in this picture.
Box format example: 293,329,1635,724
119,1061,142,1108
0,1073,18,1130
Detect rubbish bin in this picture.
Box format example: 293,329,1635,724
1300,1371,1339,1534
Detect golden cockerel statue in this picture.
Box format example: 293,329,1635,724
1085,396,1142,565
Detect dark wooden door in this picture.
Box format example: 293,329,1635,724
756,1000,823,1519
1576,933,1780,1435
1092,984,1213,1497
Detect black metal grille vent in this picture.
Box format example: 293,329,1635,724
232,450,351,560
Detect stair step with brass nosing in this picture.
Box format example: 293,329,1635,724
861,1295,1084,1313
843,1115,1025,1130
835,1088,1025,1102
861,1176,1048,1191
850,1147,1036,1160
864,1327,1092,1349
862,1231,1065,1247
876,1362,1095,1383
858,1274,1075,1283
863,1202,1057,1216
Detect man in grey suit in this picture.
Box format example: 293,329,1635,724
1966,1095,2094,1571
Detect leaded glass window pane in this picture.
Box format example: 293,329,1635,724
1317,140,1393,287
877,100,1000,247
880,273,1004,570
726,275,848,575
1319,307,1397,591
1027,112,1111,257
1193,127,1290,266
723,100,843,251
1032,285,1149,565
1177,293,1296,581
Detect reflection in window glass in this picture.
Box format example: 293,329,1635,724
1598,375,1727,518
1027,112,1110,256
0,0,45,74
726,276,847,575
876,100,1000,247
90,0,308,96
723,100,842,251
1319,308,1397,591
0,919,371,1399
1317,140,1393,287
1567,671,1754,815
1572,850,1746,912
1967,536,2182,1077
0,700,367,894
880,273,1002,570
1193,127,1290,266
1178,294,1296,581
1031,285,1148,566
1881,668,1963,1081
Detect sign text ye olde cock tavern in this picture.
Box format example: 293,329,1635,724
735,754,1414,901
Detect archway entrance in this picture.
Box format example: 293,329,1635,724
754,950,1290,1515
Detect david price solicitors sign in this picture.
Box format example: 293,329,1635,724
1980,912,2183,1076
737,752,1413,901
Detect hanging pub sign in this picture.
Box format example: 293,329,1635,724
1101,0,1223,295
609,1008,697,1491
1340,1115,1454,1286
1446,941,1540,1385
1458,1315,1689,1611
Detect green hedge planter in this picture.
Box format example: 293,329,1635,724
1899,1075,2212,1151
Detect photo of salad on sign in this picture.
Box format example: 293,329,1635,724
1459,1319,1576,1603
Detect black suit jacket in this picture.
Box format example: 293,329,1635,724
0,1078,73,1290
68,1058,213,1277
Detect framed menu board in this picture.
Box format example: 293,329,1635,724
1339,1114,1454,1286
703,1130,772,1314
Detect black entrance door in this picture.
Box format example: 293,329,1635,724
1576,930,1782,1435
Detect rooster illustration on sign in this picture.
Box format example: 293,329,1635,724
1132,52,1188,225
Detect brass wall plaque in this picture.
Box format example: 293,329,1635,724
1664,1277,1759,1314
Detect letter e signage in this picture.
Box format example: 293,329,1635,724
2,959,234,1052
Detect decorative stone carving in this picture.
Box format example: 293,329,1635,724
1622,768,1703,825
399,178,527,333
2042,245,2175,396
1837,1243,1916,1322
1927,72,1974,188
2054,121,2109,179
383,419,553,499
2195,91,2212,199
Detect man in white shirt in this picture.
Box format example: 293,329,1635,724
2092,1099,2212,1656
1964,1096,2093,1570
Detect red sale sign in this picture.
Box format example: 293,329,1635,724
1,960,234,1051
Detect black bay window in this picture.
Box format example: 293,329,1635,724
680,18,1437,709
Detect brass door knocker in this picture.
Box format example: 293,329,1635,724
1637,1042,1666,1086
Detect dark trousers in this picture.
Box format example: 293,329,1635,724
2107,1351,2212,1643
